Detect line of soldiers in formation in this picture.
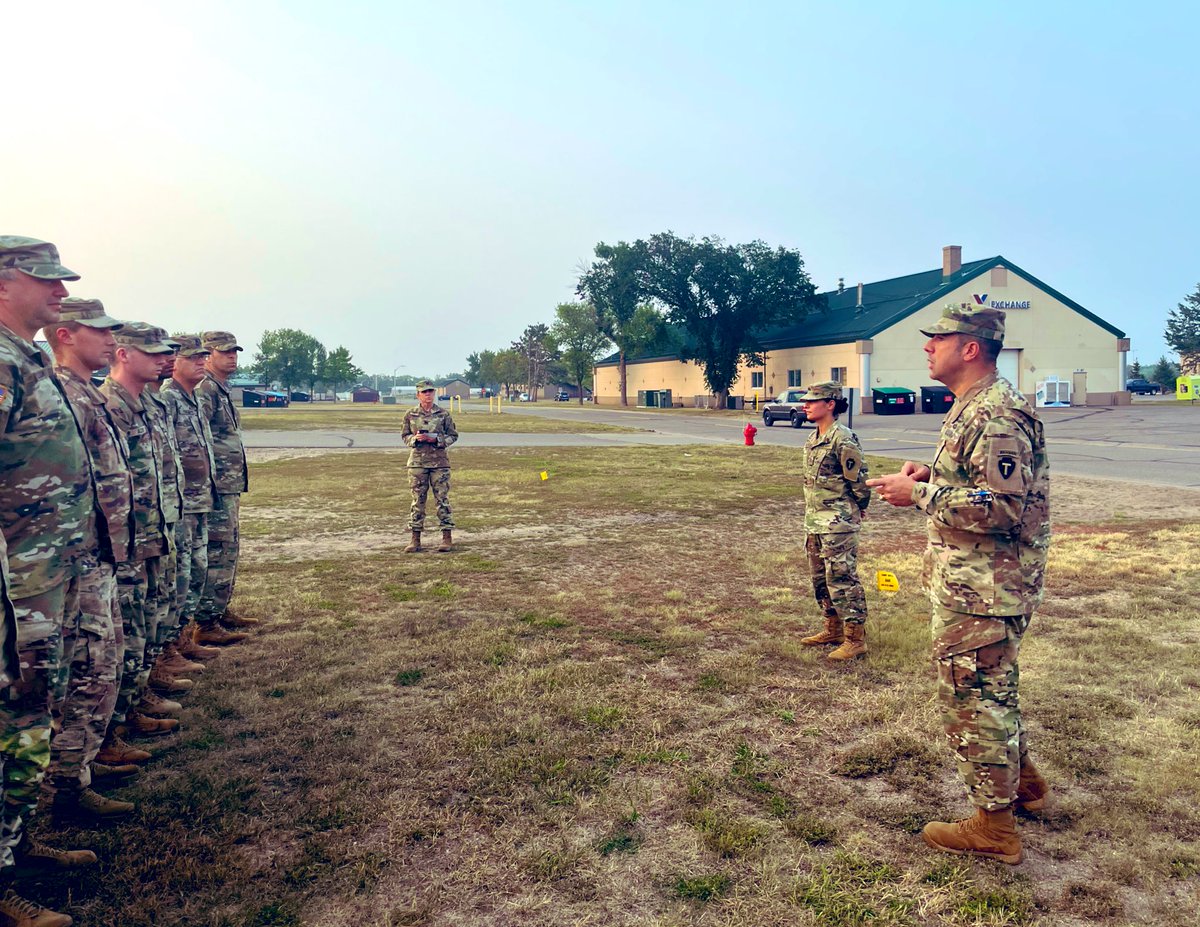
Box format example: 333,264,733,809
0,236,255,927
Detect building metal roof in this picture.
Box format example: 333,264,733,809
597,255,1125,367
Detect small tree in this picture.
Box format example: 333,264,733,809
1149,355,1179,391
512,324,558,400
1128,359,1142,378
493,348,525,399
321,346,363,399
1165,283,1200,374
551,302,611,403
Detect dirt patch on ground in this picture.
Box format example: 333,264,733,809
1053,473,1200,521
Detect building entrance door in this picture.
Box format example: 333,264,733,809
998,349,1020,389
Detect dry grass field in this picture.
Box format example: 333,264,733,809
30,446,1200,926
240,405,638,434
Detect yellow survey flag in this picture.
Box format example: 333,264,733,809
877,571,899,592
540,471,549,481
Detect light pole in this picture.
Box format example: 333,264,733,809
392,364,405,395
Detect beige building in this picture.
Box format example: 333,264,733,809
594,246,1129,411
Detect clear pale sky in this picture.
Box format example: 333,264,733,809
6,1,1197,377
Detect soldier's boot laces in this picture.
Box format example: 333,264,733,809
160,643,205,674
921,807,1022,865
124,711,179,737
96,734,151,765
800,615,844,646
1016,758,1049,813
437,530,453,553
15,836,98,869
53,788,135,822
828,622,868,661
221,607,260,629
139,691,183,717
195,624,248,646
91,761,141,782
180,627,222,661
404,531,422,553
148,665,193,694
0,889,74,927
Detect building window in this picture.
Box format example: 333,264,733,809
787,369,802,387
831,367,847,384
750,372,764,389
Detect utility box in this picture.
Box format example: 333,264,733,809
872,387,914,415
1177,375,1200,401
1036,377,1072,407
920,386,954,414
726,395,745,410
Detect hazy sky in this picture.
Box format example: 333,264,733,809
6,1,1197,376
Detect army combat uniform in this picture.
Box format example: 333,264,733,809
799,395,870,658
163,348,218,639
0,315,93,866
195,332,249,634
400,396,458,539
49,343,134,800
143,357,185,660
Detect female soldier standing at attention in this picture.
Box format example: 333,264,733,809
797,382,871,660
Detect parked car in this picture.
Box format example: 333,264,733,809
555,391,570,401
289,390,310,402
762,387,812,428
1125,378,1161,395
242,389,289,408
518,392,531,402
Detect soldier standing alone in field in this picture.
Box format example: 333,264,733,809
868,304,1050,865
401,380,458,553
796,381,871,660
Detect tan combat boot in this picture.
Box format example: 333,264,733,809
194,623,248,646
139,691,183,717
181,625,222,660
52,787,135,823
404,531,421,553
800,615,844,646
148,664,193,694
96,733,151,765
921,807,1022,864
91,761,141,783
160,643,205,674
828,623,868,660
0,888,74,926
437,530,453,552
1016,758,1049,812
123,711,179,736
14,835,98,869
221,607,260,628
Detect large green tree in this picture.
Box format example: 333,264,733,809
635,233,822,409
493,348,526,399
321,346,363,399
1165,282,1200,374
551,302,611,403
253,328,325,393
577,241,650,406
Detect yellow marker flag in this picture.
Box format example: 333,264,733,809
877,571,899,592
540,471,550,481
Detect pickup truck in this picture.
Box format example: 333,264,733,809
1125,378,1161,395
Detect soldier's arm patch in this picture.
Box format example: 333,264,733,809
839,444,863,479
985,436,1026,491
0,384,9,410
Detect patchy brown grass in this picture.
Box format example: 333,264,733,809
32,446,1200,926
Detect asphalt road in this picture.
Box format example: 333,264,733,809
244,396,1200,487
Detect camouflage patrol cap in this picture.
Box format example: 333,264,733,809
202,330,242,352
58,297,123,330
114,321,174,354
799,381,843,401
920,304,1006,344
172,334,209,358
0,236,80,281
415,379,436,392
153,327,181,350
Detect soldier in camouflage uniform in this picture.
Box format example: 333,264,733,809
869,304,1051,865
796,382,871,660
101,323,181,749
163,336,220,662
0,237,94,927
401,380,458,553
43,299,140,822
195,331,254,644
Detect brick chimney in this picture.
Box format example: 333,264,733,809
942,245,962,278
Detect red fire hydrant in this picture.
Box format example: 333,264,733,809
743,421,757,446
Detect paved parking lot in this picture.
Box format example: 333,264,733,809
245,398,1200,487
